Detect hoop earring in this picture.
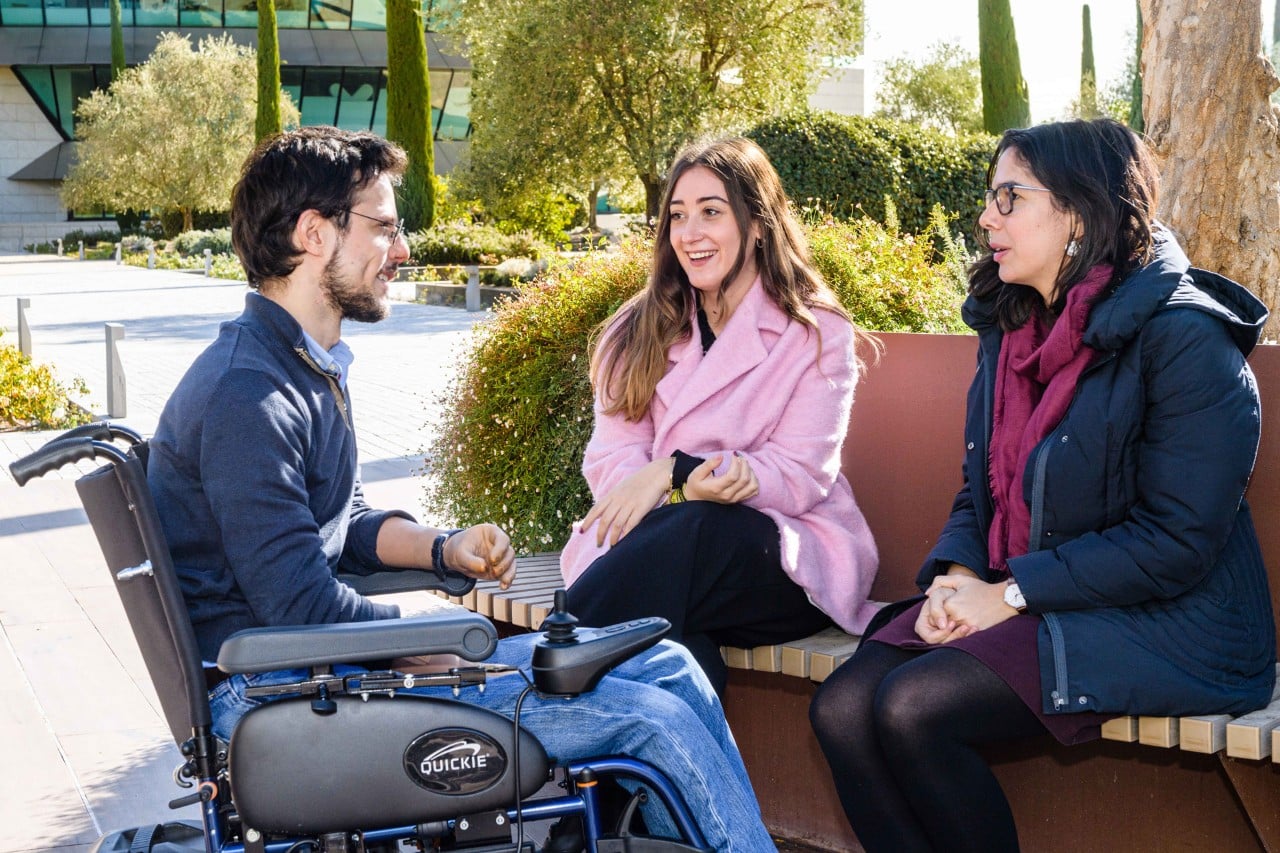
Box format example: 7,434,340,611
756,237,765,249
1065,239,1080,257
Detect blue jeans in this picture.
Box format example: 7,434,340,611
209,635,775,852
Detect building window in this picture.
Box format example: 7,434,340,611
14,64,111,139
16,63,469,142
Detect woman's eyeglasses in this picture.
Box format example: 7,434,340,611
344,209,407,243
983,182,1052,215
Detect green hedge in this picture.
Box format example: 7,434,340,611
172,227,233,257
426,218,969,553
407,222,552,266
747,111,994,235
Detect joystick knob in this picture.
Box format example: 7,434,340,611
540,589,579,644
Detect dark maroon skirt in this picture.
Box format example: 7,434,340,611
870,600,1113,745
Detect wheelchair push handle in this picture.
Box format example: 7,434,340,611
9,437,130,486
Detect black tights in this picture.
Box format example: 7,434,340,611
810,641,1048,853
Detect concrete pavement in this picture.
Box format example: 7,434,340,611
0,254,490,852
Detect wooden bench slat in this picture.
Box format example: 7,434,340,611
1179,715,1232,754
1224,674,1280,760
1138,716,1179,748
1101,716,1139,743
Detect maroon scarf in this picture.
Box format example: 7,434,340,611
987,265,1113,572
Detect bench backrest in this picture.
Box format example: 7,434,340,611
844,333,1280,644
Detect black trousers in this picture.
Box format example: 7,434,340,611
564,501,831,696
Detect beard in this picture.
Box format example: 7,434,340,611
320,245,389,324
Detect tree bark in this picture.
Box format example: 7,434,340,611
1140,0,1280,338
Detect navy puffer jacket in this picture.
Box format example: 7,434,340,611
922,232,1277,717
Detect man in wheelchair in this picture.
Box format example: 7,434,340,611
139,127,775,852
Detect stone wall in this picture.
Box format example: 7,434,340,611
0,67,114,251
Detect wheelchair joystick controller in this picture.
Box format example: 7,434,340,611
532,590,670,697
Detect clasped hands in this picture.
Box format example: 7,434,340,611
579,452,759,547
914,566,1020,644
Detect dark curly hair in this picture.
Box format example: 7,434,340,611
230,126,408,290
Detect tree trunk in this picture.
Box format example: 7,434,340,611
643,175,663,227
1140,0,1280,338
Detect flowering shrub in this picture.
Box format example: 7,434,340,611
425,218,969,553
0,329,91,430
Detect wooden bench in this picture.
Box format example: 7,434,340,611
434,332,1280,851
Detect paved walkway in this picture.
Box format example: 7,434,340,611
0,254,489,852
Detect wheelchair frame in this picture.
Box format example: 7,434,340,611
11,423,713,853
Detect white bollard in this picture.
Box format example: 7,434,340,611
106,323,126,418
17,297,31,357
465,265,481,312
204,248,213,277
56,238,63,256
78,240,85,260
148,246,156,269
114,242,122,264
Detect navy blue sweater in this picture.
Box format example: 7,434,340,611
149,293,404,662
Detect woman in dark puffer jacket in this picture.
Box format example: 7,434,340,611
810,117,1276,853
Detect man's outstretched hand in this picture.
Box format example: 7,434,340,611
445,523,516,589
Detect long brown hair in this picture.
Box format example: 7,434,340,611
592,136,858,421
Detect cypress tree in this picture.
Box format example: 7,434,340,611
255,0,283,142
978,0,1031,133
1129,0,1144,132
385,0,434,231
1080,5,1099,118
109,0,125,81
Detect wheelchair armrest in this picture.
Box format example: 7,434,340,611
338,567,475,598
215,611,498,674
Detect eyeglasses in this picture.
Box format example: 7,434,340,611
983,182,1053,215
343,209,406,243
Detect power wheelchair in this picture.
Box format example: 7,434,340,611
11,423,714,853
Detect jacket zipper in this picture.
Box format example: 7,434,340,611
1043,612,1070,709
1021,348,1118,712
295,347,352,430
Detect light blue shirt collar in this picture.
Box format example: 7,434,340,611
300,330,355,390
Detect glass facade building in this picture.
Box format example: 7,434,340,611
0,0,470,243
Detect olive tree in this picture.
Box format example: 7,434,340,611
62,33,298,233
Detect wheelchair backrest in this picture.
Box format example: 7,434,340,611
75,444,212,745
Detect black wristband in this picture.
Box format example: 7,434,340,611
670,450,704,490
432,528,463,573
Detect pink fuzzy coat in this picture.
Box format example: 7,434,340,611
559,278,881,634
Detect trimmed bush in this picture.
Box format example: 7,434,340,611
747,112,903,225
425,220,969,553
407,222,553,266
172,228,233,257
0,329,91,430
748,111,994,235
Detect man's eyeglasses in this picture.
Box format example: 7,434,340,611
343,209,406,243
983,182,1052,215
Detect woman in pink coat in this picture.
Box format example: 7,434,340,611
561,136,880,695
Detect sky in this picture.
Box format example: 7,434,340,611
862,0,1275,123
